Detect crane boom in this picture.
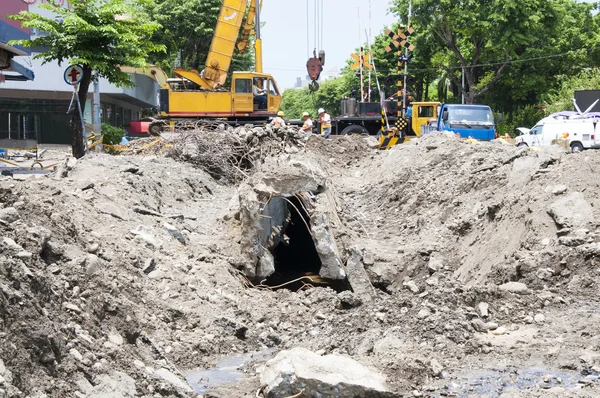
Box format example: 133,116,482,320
120,65,169,88
174,0,247,90
237,0,261,55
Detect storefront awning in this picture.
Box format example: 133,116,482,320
0,42,35,82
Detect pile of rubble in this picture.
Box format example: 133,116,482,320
118,124,308,183
1,132,600,398
169,124,307,182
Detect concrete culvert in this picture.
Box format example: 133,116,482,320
261,194,348,291
238,156,348,291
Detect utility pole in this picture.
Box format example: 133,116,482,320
92,74,102,150
402,0,412,119
461,67,465,104
92,75,101,132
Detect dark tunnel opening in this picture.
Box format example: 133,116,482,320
264,195,324,290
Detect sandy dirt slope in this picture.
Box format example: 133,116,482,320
1,132,600,398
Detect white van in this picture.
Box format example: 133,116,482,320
515,116,600,153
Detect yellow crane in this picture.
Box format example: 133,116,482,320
122,0,282,135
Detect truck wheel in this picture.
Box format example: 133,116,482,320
340,125,369,136
148,123,162,136
516,142,528,147
571,142,584,153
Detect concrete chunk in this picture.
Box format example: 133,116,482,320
154,368,192,393
547,192,593,229
0,207,20,224
498,282,529,295
260,347,397,398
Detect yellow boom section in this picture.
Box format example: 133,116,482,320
186,0,247,89
120,65,169,88
237,0,261,55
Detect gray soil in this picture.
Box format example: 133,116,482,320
2,132,600,398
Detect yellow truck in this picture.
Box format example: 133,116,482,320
123,0,282,135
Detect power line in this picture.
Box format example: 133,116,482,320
268,47,592,74
415,47,591,73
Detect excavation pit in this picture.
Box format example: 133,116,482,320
256,194,348,291
237,157,348,291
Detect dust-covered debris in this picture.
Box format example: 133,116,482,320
2,132,600,397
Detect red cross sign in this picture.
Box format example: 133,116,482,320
63,65,84,86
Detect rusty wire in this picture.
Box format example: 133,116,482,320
242,275,316,291
280,196,314,239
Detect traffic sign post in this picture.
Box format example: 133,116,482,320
350,48,374,102
64,65,84,86
385,26,415,137
64,65,89,154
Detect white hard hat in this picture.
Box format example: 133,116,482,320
302,112,310,117
318,108,325,114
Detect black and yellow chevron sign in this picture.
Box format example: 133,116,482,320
384,27,415,53
350,52,373,70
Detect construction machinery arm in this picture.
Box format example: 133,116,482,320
177,0,248,90
237,0,261,55
120,65,169,88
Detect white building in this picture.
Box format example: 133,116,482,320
0,0,158,144
293,68,342,89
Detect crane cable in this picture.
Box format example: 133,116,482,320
307,0,324,53
306,0,310,59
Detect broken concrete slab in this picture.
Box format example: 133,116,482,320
260,347,397,398
250,156,327,195
346,249,376,303
312,216,345,280
0,207,20,224
154,368,193,393
547,192,593,229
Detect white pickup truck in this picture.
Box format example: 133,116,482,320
515,114,600,153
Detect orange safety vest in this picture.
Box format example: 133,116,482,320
272,117,286,127
302,118,313,131
320,113,332,129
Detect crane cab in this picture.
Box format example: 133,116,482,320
232,72,282,116
158,72,282,122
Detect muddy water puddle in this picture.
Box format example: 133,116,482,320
185,350,273,395
432,367,600,397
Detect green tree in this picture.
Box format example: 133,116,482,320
9,0,163,159
482,0,600,114
147,0,254,77
542,68,600,114
280,73,355,119
391,0,583,104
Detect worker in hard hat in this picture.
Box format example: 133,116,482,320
318,108,332,139
271,111,286,128
300,111,313,136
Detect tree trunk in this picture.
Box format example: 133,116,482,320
70,65,92,159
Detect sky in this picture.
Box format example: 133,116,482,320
261,0,397,90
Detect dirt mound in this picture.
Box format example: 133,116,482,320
2,133,600,397
339,133,599,290
305,134,377,166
